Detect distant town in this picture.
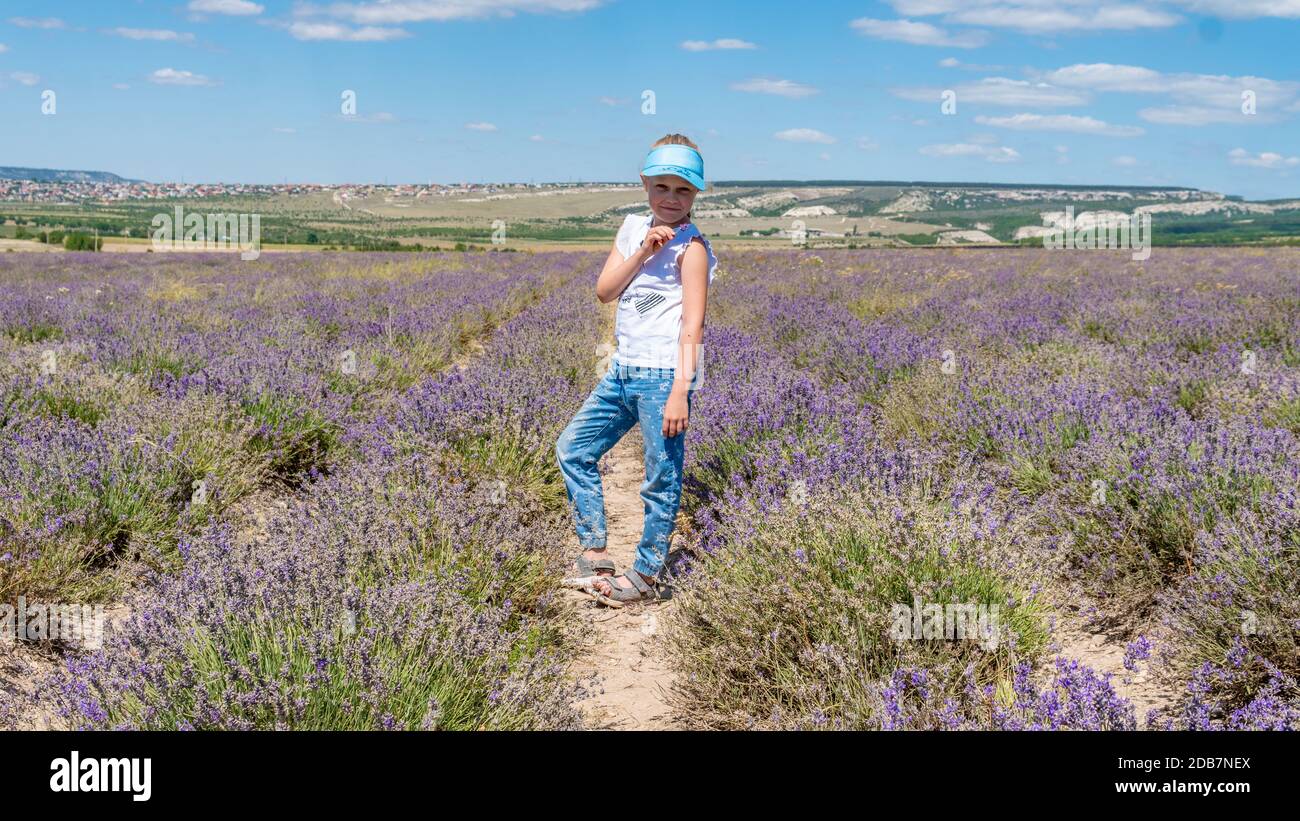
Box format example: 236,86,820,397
2,166,1297,250
0,177,620,205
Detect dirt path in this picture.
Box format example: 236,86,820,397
1,600,132,730
1050,612,1183,728
561,425,681,730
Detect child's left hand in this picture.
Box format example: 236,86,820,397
662,389,689,438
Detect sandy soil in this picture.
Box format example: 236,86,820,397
561,426,682,730
1,647,68,730
1050,612,1183,728
1,601,132,730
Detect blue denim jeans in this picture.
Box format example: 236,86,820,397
555,361,694,579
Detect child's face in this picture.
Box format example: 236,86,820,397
641,173,699,223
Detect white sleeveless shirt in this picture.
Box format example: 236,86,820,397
612,213,718,369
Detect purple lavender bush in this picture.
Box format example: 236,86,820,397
1152,639,1299,730
664,247,1300,729
663,470,1050,729
4,251,610,729
1,252,564,605
877,658,1136,731
7,245,1300,730
37,448,588,730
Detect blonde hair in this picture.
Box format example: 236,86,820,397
648,134,702,220
651,133,701,152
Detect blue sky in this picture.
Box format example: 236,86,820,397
1,0,1298,197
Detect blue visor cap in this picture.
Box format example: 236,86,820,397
641,144,706,192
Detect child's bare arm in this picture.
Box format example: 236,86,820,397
594,245,641,304
673,237,709,391
595,224,677,303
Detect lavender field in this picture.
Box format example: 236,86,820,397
2,247,1298,730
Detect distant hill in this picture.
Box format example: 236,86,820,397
712,179,1202,193
0,167,142,184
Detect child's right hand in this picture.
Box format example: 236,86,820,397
639,224,678,257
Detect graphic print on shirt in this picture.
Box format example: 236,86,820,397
634,292,665,315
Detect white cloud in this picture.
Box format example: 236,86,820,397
112,83,130,90
850,17,989,48
857,136,880,150
1166,1,1300,19
597,96,624,106
919,142,1020,162
8,17,64,29
0,44,8,53
948,4,1180,33
273,127,296,133
775,128,836,144
301,0,604,25
1044,63,1167,92
974,113,1144,136
884,1,1180,34
465,121,497,131
1112,155,1138,167
1228,148,1299,168
187,0,263,15
1044,62,1300,125
529,134,545,142
340,111,396,123
1048,63,1298,107
1138,105,1254,125
731,77,819,98
10,71,40,86
937,57,1010,71
108,28,195,42
288,22,409,41
892,77,1089,107
148,68,217,86
681,38,756,51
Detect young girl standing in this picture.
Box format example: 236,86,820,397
554,134,718,607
